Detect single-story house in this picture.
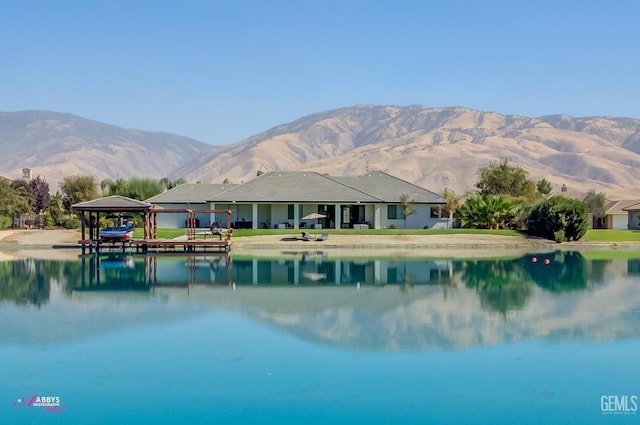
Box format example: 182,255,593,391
593,200,640,230
146,171,448,230
622,202,640,230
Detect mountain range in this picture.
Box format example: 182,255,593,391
2,106,640,199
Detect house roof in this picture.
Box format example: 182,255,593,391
607,199,640,214
622,201,640,212
144,171,445,205
330,171,445,203
145,183,237,203
208,171,382,203
72,195,154,212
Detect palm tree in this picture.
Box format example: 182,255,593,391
459,195,513,229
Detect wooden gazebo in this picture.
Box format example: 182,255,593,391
72,196,233,253
72,195,155,244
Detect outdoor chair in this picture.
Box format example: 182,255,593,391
316,233,329,241
301,232,312,241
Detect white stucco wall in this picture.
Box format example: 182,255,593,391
271,204,291,228
612,214,629,230
378,204,447,229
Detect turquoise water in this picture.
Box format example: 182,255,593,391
1,251,639,424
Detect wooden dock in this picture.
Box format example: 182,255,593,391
79,238,232,253
132,238,232,253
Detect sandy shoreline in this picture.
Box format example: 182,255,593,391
0,229,639,261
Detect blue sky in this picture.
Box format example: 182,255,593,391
2,1,639,145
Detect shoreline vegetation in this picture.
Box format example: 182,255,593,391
1,228,640,261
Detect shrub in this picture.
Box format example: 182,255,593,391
0,215,10,229
58,217,81,229
527,196,588,242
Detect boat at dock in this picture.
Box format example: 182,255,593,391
100,218,134,242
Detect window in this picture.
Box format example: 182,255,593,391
430,206,441,218
387,205,405,220
287,204,294,220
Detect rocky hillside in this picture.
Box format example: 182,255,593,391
2,106,640,199
172,105,640,198
0,110,212,189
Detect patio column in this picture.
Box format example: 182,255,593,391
80,211,86,241
209,203,215,227
334,204,341,229
374,205,382,229
252,203,258,229
293,203,300,229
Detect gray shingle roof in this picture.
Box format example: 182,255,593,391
72,195,153,211
206,171,444,204
607,199,640,214
209,172,381,203
142,171,444,205
622,201,640,212
145,183,237,203
331,171,445,203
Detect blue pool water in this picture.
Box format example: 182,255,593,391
1,252,639,424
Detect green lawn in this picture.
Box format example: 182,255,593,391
582,250,640,260
232,228,525,237
122,227,640,245
136,228,525,239
132,228,186,239
583,230,640,242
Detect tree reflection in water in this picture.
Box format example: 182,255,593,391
0,259,51,307
459,259,534,315
458,251,598,315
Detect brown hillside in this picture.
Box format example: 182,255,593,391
174,105,640,199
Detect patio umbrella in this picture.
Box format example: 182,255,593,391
301,212,327,236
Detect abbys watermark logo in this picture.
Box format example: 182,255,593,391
601,395,638,415
14,394,64,413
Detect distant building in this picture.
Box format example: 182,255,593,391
593,200,640,230
22,168,32,181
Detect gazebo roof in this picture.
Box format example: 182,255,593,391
72,195,154,212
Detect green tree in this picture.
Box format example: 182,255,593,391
583,190,607,219
26,176,51,213
100,177,129,196
399,194,416,228
159,177,186,191
0,178,30,217
100,177,164,200
442,188,460,219
46,192,64,226
475,158,537,199
527,196,589,242
124,177,164,200
223,177,230,184
256,170,264,177
458,194,513,229
59,175,99,213
536,178,553,195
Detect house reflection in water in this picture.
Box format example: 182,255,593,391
77,253,453,290
230,254,452,286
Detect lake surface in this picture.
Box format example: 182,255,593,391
1,250,639,424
